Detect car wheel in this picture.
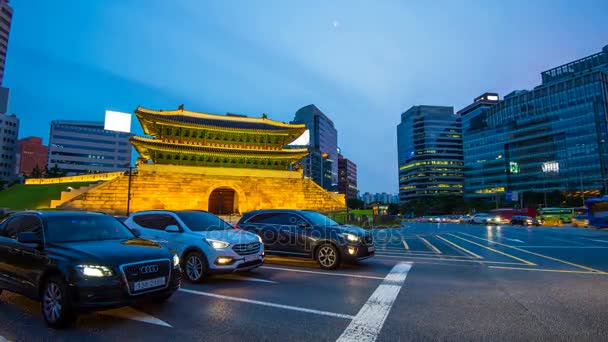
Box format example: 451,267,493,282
316,243,340,270
183,251,208,283
41,275,77,329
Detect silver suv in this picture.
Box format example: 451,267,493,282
124,210,264,283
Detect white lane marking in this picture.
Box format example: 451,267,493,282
97,307,172,327
418,236,442,254
179,288,354,320
588,239,608,244
213,274,277,283
336,262,412,342
260,266,385,280
435,235,482,259
0,335,9,342
402,240,410,251
520,246,608,248
502,237,524,243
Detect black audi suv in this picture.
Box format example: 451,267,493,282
236,209,375,269
0,211,181,328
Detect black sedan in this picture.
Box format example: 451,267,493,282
236,209,375,270
0,211,181,328
510,215,542,226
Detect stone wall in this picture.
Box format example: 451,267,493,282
25,172,124,185
59,165,345,215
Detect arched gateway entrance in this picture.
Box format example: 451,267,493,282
208,188,237,215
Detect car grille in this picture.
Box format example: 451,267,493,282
120,259,171,295
363,235,373,245
232,242,261,255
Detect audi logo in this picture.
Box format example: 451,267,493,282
140,265,159,274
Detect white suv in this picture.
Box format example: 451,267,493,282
470,213,501,224
124,210,264,283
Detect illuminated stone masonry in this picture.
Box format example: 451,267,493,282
59,106,345,214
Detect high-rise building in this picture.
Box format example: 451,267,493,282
338,154,358,199
0,0,12,86
397,105,464,203
0,112,18,180
16,136,48,176
292,104,338,190
461,44,608,203
48,120,132,175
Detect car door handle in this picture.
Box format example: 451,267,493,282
8,248,19,254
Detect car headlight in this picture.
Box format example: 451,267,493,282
341,233,360,242
76,265,113,277
173,254,180,267
205,238,230,249
256,234,263,243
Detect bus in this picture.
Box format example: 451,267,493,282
586,198,608,228
490,208,536,223
536,207,575,224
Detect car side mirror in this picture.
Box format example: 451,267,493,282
17,231,42,245
131,228,142,238
165,225,180,233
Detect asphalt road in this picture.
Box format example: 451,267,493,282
1,223,608,341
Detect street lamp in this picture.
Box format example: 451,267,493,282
126,165,134,216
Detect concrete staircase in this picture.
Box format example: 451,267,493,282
49,182,103,208
60,169,345,215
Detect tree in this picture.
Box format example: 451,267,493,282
47,164,64,178
387,203,400,215
31,164,43,178
347,198,364,210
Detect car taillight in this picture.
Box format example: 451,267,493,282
234,224,241,229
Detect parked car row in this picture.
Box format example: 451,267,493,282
0,209,375,328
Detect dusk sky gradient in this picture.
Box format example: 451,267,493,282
4,0,608,193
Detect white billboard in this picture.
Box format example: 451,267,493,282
104,110,132,133
288,129,310,146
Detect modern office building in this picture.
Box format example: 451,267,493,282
48,120,132,175
0,0,12,85
360,192,399,205
0,112,18,180
338,154,358,199
461,44,608,202
292,104,338,190
16,136,48,176
397,105,464,202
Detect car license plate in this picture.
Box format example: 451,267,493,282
133,277,165,291
244,254,259,262
368,246,375,252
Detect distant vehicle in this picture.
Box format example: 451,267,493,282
536,207,578,224
510,216,541,226
237,209,375,270
571,214,589,227
124,210,264,283
470,213,501,224
459,215,472,223
0,211,181,328
490,208,537,223
586,198,608,228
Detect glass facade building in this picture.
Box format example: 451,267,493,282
48,120,132,175
338,154,358,199
0,112,18,180
292,104,338,190
397,105,464,202
461,44,608,201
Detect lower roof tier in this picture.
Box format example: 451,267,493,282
131,136,309,167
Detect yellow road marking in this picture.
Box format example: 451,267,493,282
435,235,483,259
447,234,537,266
460,232,605,273
374,254,527,265
402,240,410,251
488,266,608,275
418,236,442,254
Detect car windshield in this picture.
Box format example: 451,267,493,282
300,211,339,226
45,215,135,243
176,211,234,231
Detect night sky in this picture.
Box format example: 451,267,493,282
4,0,608,193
